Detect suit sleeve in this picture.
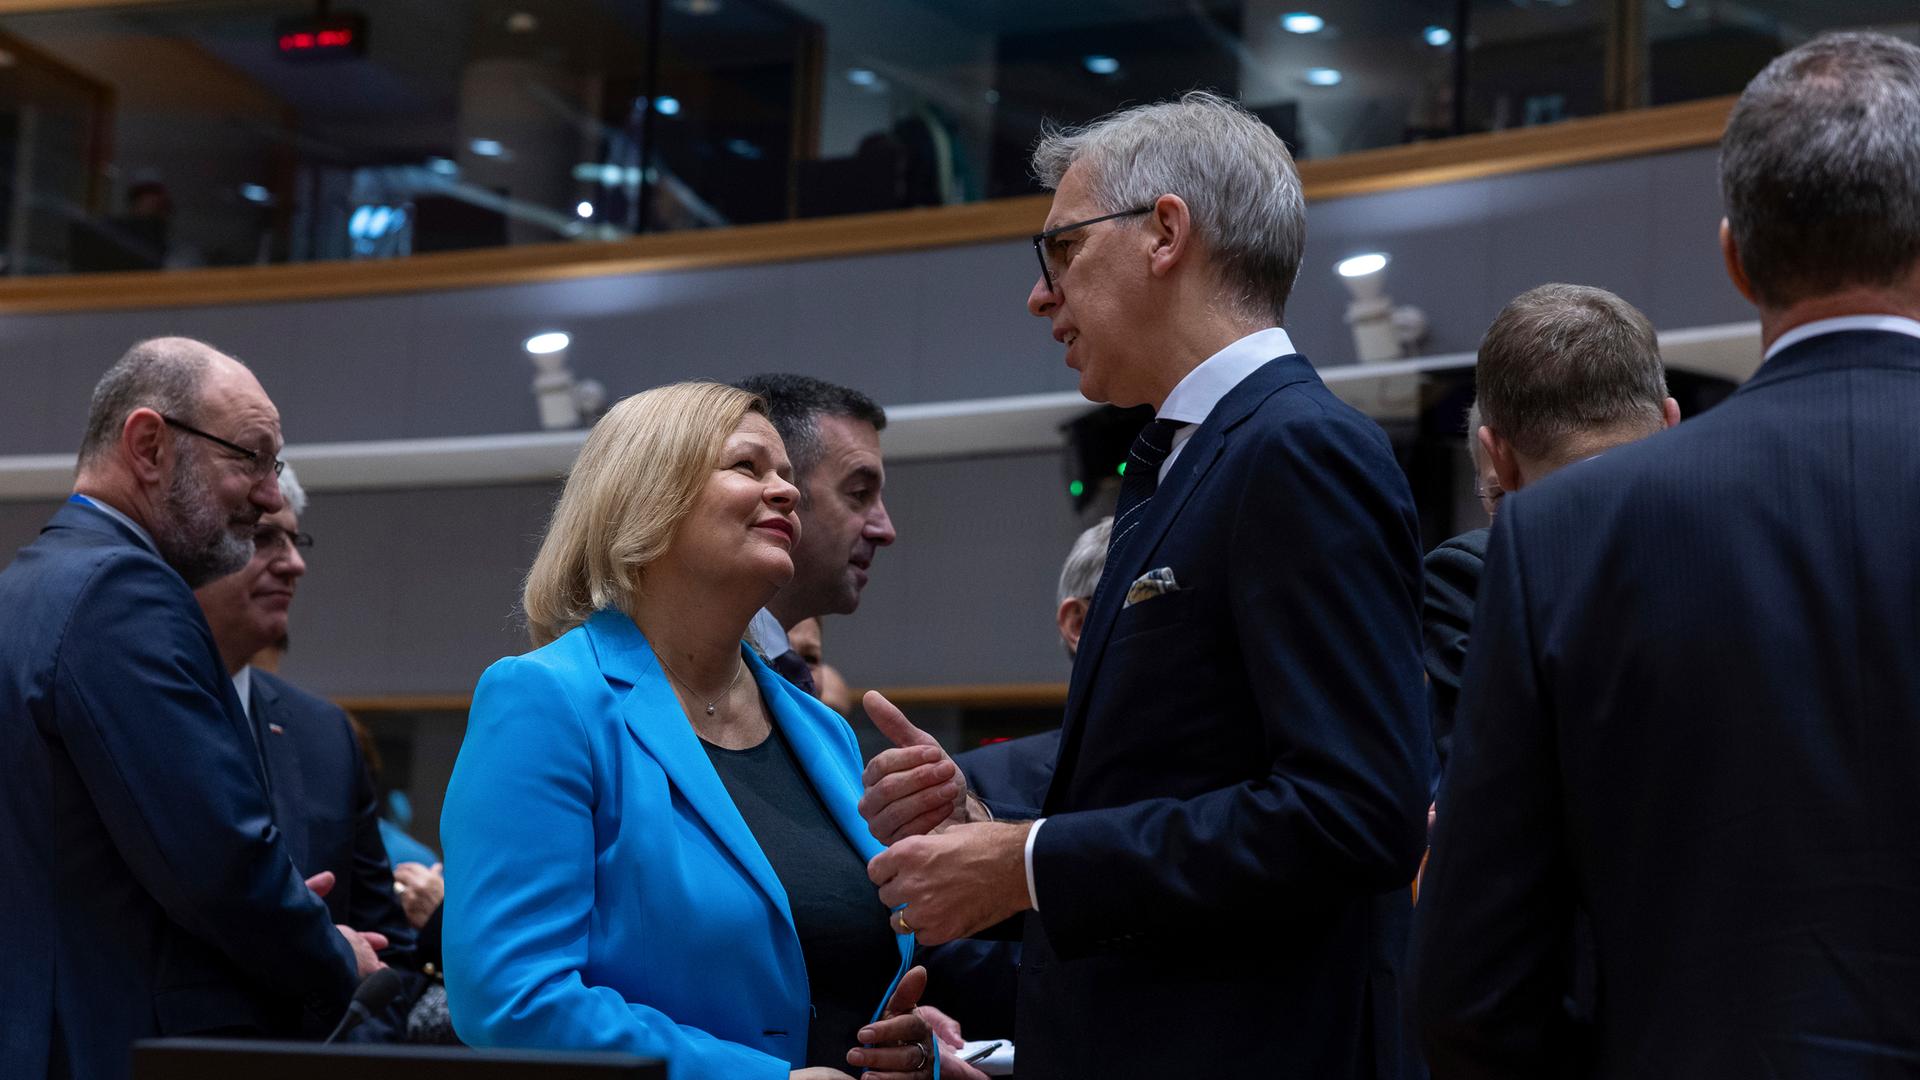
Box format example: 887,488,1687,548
1409,507,1576,1077
51,554,357,1017
1034,407,1431,956
1423,538,1485,783
441,657,789,1080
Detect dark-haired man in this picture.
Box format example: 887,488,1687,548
734,374,896,694
1413,33,1920,1077
0,338,378,1080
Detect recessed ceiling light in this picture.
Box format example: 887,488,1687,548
575,201,594,218
425,156,459,175
1304,67,1343,87
1336,252,1388,277
469,138,504,157
653,96,681,116
1424,25,1453,46
524,332,571,355
1084,54,1120,75
505,11,537,33
846,68,878,87
239,183,271,204
672,0,722,13
1281,12,1325,34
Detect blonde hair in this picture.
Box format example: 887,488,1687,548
522,381,763,647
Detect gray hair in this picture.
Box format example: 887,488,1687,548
1031,90,1305,325
1464,400,1484,466
1475,284,1668,465
78,337,225,466
278,462,308,518
1057,517,1113,606
1721,32,1920,308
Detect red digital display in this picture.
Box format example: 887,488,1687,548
275,14,367,59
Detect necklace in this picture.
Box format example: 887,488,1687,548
655,650,745,716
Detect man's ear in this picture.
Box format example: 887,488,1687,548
1720,219,1759,306
1057,596,1088,654
1146,193,1193,279
1479,425,1524,496
1661,396,1682,430
120,407,172,486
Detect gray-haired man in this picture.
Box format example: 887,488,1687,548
861,91,1430,1078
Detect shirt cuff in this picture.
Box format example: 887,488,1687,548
1023,817,1046,911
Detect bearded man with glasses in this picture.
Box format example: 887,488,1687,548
0,337,380,1080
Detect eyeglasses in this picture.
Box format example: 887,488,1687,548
253,524,314,554
1031,206,1153,294
162,415,284,479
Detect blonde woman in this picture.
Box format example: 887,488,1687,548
441,383,938,1079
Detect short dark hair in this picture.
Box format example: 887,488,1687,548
77,337,219,467
1476,284,1668,463
1721,32,1920,309
733,374,886,486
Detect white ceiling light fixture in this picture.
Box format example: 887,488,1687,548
1083,55,1121,75
1424,25,1453,46
469,138,505,157
575,201,594,218
846,68,878,87
1304,67,1343,87
1281,12,1325,34
524,332,571,355
1336,253,1428,363
505,11,537,32
239,183,271,204
1337,253,1388,278
653,96,681,116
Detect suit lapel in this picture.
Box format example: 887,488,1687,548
1048,355,1316,809
251,674,312,875
588,612,798,936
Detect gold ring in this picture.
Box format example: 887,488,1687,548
894,909,915,935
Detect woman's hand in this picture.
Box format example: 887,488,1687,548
846,965,936,1079
790,1071,857,1080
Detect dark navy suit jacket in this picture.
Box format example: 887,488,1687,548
0,503,357,1080
1014,354,1432,1078
1423,527,1489,784
250,670,414,957
1412,329,1920,1077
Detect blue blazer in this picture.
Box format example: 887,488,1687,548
0,503,357,1080
442,609,916,1079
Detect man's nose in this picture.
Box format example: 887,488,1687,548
1027,273,1058,318
254,471,286,514
866,500,897,546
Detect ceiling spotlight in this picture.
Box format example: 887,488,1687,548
653,96,681,116
524,332,571,355
239,183,271,204
575,201,594,218
504,11,537,32
1424,25,1453,46
846,68,878,87
1337,253,1388,278
672,0,722,12
469,138,505,157
1281,12,1325,34
425,156,459,175
1083,54,1120,75
1664,0,1685,7
1304,67,1343,87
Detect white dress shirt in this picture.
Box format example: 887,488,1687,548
1764,314,1920,361
1021,325,1299,911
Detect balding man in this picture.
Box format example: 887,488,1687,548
1412,33,1920,1077
0,339,378,1079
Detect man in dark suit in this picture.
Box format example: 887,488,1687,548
0,338,382,1080
861,91,1430,1078
1424,286,1678,780
1411,33,1920,1077
194,464,417,1012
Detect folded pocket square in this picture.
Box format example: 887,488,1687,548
1124,567,1181,608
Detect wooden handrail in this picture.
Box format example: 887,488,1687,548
0,95,1731,315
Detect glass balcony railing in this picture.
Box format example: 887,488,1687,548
0,0,1911,276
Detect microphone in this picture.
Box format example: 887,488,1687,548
323,967,406,1044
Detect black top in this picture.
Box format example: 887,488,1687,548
702,725,898,1069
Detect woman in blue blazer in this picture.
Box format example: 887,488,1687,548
442,383,938,1080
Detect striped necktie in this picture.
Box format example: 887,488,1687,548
1108,417,1189,554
